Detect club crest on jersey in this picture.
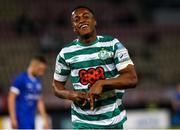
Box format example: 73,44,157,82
98,48,111,60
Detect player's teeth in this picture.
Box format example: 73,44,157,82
81,25,88,29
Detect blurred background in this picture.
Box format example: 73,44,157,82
0,0,180,129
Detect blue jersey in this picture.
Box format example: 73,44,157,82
10,72,42,129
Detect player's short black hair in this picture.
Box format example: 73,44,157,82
72,6,95,16
32,55,47,64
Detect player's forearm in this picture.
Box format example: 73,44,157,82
38,99,48,121
102,65,138,89
8,103,16,121
103,73,137,89
54,88,76,100
8,93,17,121
52,80,74,100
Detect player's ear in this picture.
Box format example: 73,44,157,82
72,25,77,32
95,20,97,26
94,19,97,26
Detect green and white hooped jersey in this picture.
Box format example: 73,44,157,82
54,35,133,129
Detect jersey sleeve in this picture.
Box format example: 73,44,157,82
10,75,23,95
54,51,71,82
113,39,134,71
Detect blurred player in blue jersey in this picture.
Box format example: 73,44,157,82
8,55,49,129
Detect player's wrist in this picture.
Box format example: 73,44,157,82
67,90,76,101
100,79,109,88
58,90,74,100
44,117,49,124
100,79,106,87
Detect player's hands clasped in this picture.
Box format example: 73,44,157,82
82,80,104,110
70,80,104,110
70,91,87,106
88,80,104,110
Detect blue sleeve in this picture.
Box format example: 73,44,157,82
10,75,24,94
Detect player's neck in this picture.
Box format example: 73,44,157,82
79,31,97,44
27,67,36,78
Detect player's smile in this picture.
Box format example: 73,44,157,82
79,23,89,30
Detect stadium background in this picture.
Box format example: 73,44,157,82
0,0,180,129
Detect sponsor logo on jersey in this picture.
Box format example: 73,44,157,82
117,50,130,62
79,67,105,89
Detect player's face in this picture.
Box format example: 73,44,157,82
71,8,96,36
34,63,47,76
